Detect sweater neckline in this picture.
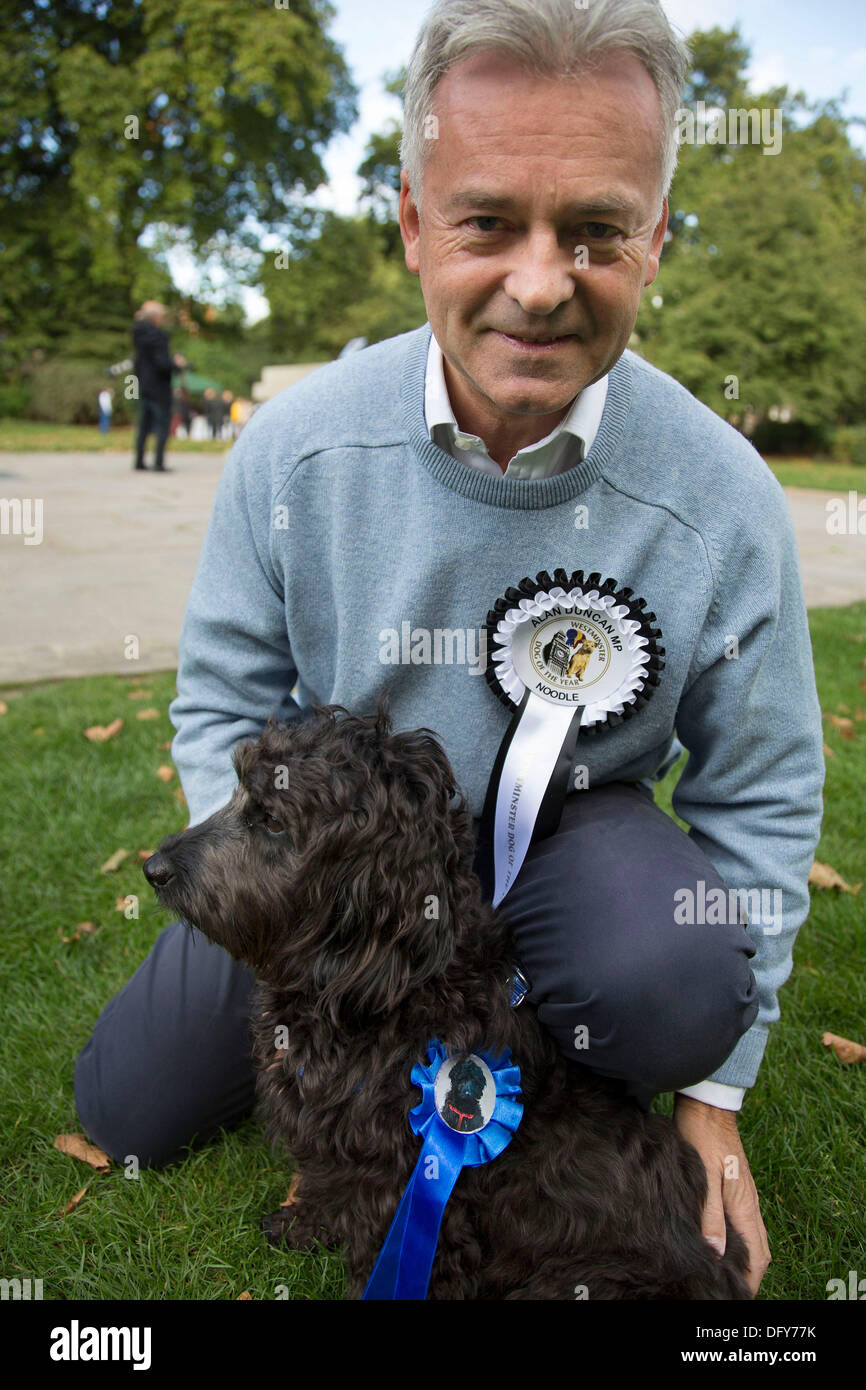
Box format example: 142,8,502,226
401,323,632,510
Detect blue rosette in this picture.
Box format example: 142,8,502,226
362,1040,523,1300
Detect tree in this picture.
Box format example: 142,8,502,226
356,67,405,258
260,209,426,360
0,0,358,369
637,29,866,443
682,25,751,108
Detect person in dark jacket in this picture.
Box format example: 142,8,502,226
132,302,185,471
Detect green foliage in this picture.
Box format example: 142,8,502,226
0,383,31,418
23,359,132,426
634,42,866,447
166,303,276,398
831,426,866,468
682,25,752,107
260,211,427,359
0,0,358,367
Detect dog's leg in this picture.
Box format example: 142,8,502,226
261,1176,342,1254
260,1204,340,1252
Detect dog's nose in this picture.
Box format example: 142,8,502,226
143,852,175,888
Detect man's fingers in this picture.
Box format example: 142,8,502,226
702,1181,728,1257
744,1232,771,1295
726,1167,771,1294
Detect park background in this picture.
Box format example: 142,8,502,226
1,0,865,1303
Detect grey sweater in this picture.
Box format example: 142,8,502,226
169,322,824,1092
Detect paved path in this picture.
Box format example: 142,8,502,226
0,451,226,685
1,450,864,686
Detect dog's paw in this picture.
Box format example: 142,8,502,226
260,1206,338,1253
261,1207,302,1248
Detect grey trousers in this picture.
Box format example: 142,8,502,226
74,781,759,1167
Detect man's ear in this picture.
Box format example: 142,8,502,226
399,169,421,276
643,197,669,288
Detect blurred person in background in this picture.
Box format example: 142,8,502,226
132,301,186,471
97,386,113,435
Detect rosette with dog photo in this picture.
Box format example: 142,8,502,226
479,568,664,906
363,1041,523,1300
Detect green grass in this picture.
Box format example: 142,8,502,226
1,610,865,1301
766,456,866,491
0,418,231,453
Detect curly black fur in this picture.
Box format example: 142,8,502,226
144,700,752,1300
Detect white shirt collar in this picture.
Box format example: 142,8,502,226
424,331,608,479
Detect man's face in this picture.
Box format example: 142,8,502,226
399,50,669,435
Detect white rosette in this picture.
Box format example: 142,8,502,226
479,569,664,907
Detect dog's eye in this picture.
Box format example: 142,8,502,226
263,815,284,835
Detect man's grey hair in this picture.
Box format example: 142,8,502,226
400,0,689,215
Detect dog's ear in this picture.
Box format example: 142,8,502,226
232,715,286,783
310,811,463,1022
302,731,471,1022
232,736,256,782
387,727,461,816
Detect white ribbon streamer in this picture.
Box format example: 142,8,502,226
492,693,577,907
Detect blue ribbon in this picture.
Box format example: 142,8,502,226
362,1041,523,1300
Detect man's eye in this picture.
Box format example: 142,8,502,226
264,815,284,835
466,216,502,233
580,223,618,239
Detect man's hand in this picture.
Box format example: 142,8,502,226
673,1093,771,1296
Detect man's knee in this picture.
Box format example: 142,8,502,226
72,920,259,1168
74,1035,188,1169
536,917,759,1092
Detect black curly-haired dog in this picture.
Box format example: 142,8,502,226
144,703,752,1300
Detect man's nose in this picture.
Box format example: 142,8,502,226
503,229,576,317
143,852,175,888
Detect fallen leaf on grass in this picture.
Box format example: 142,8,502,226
138,849,155,861
281,1174,302,1207
174,787,186,805
156,765,174,782
0,701,7,715
136,708,160,721
823,743,835,757
809,860,861,894
127,689,153,700
856,709,866,722
158,740,172,751
237,1292,252,1300
100,848,130,874
823,713,855,739
60,1187,89,1216
822,1032,866,1064
84,718,123,742
57,922,95,943
53,1133,111,1172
